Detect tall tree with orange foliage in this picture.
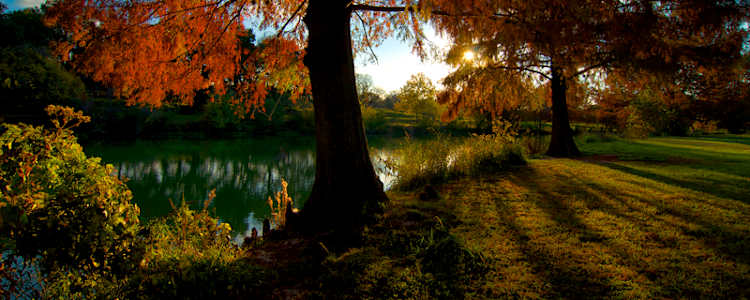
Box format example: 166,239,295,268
43,0,443,235
432,0,748,156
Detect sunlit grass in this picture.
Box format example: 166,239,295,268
388,135,750,298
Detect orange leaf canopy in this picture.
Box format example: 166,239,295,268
45,0,314,112
44,0,445,112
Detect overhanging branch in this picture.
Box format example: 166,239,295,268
349,4,513,19
488,64,551,80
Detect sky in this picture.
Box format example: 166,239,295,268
2,0,454,93
1,0,42,11
353,29,453,93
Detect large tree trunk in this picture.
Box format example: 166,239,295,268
300,0,388,235
546,66,581,157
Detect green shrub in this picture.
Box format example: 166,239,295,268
519,134,549,157
124,194,269,299
1,106,266,299
453,134,525,175
579,133,617,144
201,100,243,129
623,105,655,139
362,106,389,134
0,105,141,297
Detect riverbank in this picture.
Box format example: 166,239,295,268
248,135,750,298
56,97,483,143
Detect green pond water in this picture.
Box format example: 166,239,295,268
84,136,397,241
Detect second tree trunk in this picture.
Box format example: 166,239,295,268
546,66,581,157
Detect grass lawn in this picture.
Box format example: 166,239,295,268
385,135,750,298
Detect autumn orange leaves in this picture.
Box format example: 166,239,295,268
44,0,310,115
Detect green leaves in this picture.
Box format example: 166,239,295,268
1,106,140,296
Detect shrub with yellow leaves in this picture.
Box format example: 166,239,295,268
0,105,140,297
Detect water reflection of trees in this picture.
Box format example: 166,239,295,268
111,147,316,237
92,139,397,241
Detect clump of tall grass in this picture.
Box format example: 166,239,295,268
385,133,454,190
387,120,526,191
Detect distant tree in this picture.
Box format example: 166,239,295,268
0,48,86,113
356,73,374,98
395,73,440,120
0,7,59,49
0,8,85,120
376,91,400,109
367,87,386,106
356,73,382,106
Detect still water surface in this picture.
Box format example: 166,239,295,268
85,136,397,241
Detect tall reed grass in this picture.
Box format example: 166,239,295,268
386,125,525,191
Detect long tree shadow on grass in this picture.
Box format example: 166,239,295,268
684,134,750,146
599,162,750,204
446,161,750,298
572,175,750,291
580,138,750,179
494,173,617,298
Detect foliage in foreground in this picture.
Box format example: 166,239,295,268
0,106,140,296
0,106,266,298
122,196,269,299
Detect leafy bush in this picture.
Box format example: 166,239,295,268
623,105,656,139
1,106,268,298
0,105,140,296
124,193,269,299
201,100,244,129
362,106,389,134
520,134,549,157
452,119,525,175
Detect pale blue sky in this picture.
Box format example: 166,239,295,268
1,0,42,11
2,0,453,93
354,29,452,93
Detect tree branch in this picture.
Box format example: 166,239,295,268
354,11,380,64
488,64,552,80
571,60,611,77
350,4,513,19
277,0,307,38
